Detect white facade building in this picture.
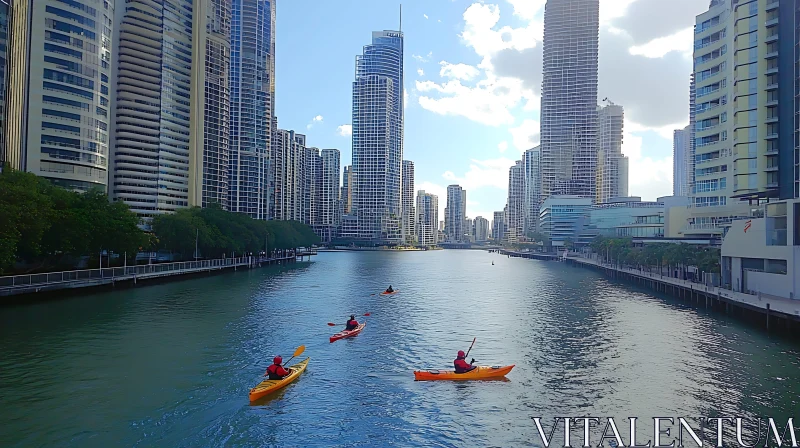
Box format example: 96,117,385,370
492,211,505,242
445,184,467,242
416,190,438,246
673,125,692,197
523,146,541,235
596,103,628,204
474,216,490,242
402,160,415,244
506,160,525,243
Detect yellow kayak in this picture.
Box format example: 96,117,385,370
413,364,515,381
249,358,309,402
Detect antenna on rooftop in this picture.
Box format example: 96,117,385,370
399,4,402,32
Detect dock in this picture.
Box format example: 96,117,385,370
498,249,559,261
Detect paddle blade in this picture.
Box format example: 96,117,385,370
293,345,305,357
363,313,371,316
327,323,337,326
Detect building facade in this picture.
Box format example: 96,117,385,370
474,216,490,242
415,190,438,246
540,0,599,199
341,164,352,215
445,184,466,242
351,30,403,243
314,148,340,241
492,210,505,242
229,0,275,220
673,125,692,196
506,160,525,243
523,146,541,235
584,197,665,239
539,195,593,247
6,0,115,191
402,160,415,244
595,103,628,204
0,0,8,160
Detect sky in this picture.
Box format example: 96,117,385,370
274,0,710,220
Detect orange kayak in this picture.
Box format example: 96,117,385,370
413,364,515,381
329,322,366,343
380,290,399,296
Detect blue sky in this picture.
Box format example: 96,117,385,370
274,0,708,219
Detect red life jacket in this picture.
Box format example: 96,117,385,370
454,356,473,373
346,320,358,330
267,364,287,380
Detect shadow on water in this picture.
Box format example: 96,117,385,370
1,251,800,447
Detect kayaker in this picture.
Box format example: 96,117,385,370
345,315,359,331
386,285,394,293
265,356,291,380
454,350,476,374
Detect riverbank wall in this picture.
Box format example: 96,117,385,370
565,255,800,334
0,252,315,303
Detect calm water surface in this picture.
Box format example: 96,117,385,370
1,251,799,447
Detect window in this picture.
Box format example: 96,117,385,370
44,43,82,60
43,81,93,99
43,95,88,110
46,6,96,28
42,122,81,133
43,108,81,121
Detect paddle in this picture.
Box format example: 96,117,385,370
281,345,305,367
465,337,477,359
327,313,371,326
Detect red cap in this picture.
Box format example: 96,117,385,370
457,350,465,358
273,356,282,365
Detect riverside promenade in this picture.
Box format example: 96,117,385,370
0,250,316,299
565,254,800,331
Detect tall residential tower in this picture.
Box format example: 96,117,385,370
595,103,628,204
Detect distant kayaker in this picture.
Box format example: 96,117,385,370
265,356,291,380
345,315,359,331
386,285,394,293
454,350,476,373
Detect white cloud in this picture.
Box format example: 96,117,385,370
313,115,323,122
438,19,441,23
623,119,672,201
423,14,429,19
412,52,433,63
336,124,352,137
306,115,324,130
442,158,516,192
417,68,424,76
509,119,540,152
439,61,480,80
629,27,693,59
416,181,448,218
498,141,508,153
506,0,545,21
416,76,523,126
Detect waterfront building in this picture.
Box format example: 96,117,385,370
474,216,490,243
539,195,593,247
0,0,8,160
595,103,628,204
540,0,599,199
229,0,275,220
272,129,306,221
402,160,415,244
506,160,525,243
523,146,541,234
584,197,665,239
415,190,438,246
109,0,231,222
5,0,115,192
673,125,692,197
492,211,505,242
341,165,352,215
445,184,467,242
314,148,340,242
351,30,404,244
465,217,474,242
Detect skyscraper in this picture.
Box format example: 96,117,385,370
523,146,541,234
351,30,403,243
506,160,525,243
445,184,466,242
110,0,229,222
595,103,628,204
314,148,340,242
415,190,438,246
473,216,490,242
673,125,692,196
0,0,8,160
6,0,115,191
402,160,415,244
341,165,352,215
540,0,599,199
492,211,505,242
271,129,306,221
229,0,275,220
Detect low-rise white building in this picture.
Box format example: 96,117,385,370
721,200,800,301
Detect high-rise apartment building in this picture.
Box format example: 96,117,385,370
314,148,340,242
5,0,115,191
272,129,306,221
540,0,599,199
523,146,541,235
445,184,466,242
415,190,438,246
492,211,505,242
0,0,8,159
474,216,489,242
341,165,352,215
673,125,692,196
402,160,415,244
506,160,525,243
110,0,230,222
351,30,403,243
595,103,628,204
229,0,275,220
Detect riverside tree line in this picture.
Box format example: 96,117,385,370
0,168,319,274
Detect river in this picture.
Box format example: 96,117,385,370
1,250,799,447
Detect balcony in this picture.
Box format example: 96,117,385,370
765,34,779,43
765,165,779,172
766,115,779,124
765,51,779,60
766,99,779,107
766,18,779,27
765,83,778,91
765,147,779,155
765,66,779,75
766,1,779,12
766,133,779,140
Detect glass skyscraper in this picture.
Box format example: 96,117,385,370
351,30,404,243
0,0,8,160
229,0,275,220
540,0,599,200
